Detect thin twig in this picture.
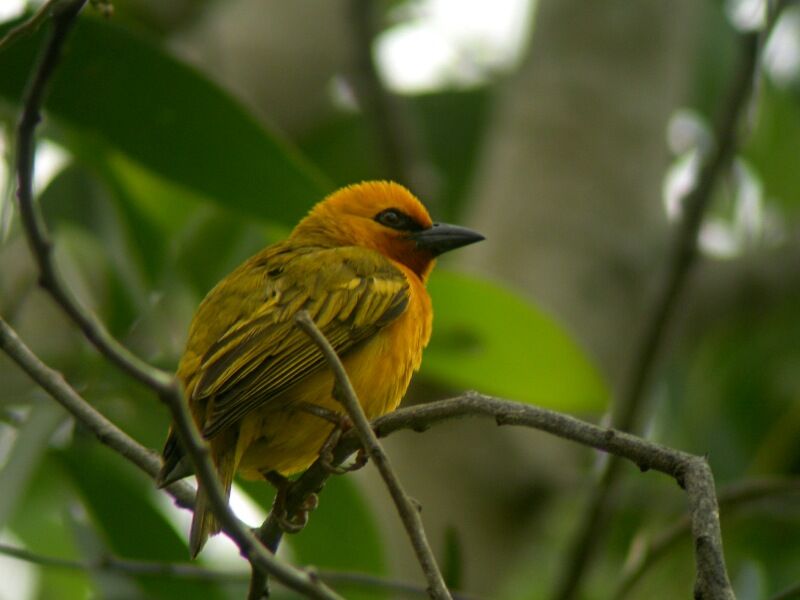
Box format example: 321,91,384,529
553,23,765,600
295,311,452,600
614,477,800,599
0,542,485,599
13,0,173,394
0,0,62,53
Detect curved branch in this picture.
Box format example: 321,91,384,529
13,0,173,394
367,394,734,599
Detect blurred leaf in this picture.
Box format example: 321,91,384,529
298,114,382,189
39,163,148,334
688,2,738,122
299,88,490,220
411,88,491,221
67,511,143,600
424,272,608,411
743,80,800,212
0,14,331,225
11,454,92,600
60,440,226,600
441,525,463,590
238,475,386,600
0,401,65,529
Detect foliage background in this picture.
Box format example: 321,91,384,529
0,1,799,599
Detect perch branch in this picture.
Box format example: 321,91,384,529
354,394,733,599
261,390,737,600
295,311,452,600
554,20,766,600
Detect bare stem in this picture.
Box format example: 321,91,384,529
295,311,452,600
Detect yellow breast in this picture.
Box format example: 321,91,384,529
237,271,432,477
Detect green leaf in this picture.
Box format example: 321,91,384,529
424,272,608,411
743,80,800,212
0,401,65,529
0,14,331,225
10,454,92,600
298,88,491,221
59,439,227,600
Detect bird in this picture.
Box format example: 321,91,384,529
156,181,484,556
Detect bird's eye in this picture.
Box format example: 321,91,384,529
376,209,403,228
375,208,421,231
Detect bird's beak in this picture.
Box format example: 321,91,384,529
410,222,485,256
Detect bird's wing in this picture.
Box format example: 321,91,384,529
190,245,410,439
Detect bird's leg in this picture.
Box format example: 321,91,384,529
262,470,318,534
299,401,368,474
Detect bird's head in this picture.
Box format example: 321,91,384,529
292,181,484,281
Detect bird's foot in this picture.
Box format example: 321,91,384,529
262,470,318,534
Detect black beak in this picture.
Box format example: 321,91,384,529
410,222,485,256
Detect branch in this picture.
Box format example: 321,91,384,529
0,0,62,53
554,19,768,600
0,316,195,510
0,317,342,600
615,477,800,599
13,0,173,394
295,311,452,600
334,394,733,599
0,542,484,599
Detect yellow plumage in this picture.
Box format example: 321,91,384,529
157,181,482,556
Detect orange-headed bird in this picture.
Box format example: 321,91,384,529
157,181,484,555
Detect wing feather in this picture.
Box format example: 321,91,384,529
187,246,410,439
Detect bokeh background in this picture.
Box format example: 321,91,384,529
1,0,799,599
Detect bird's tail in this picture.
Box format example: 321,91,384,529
189,445,236,558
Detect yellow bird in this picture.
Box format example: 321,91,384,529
157,181,484,555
